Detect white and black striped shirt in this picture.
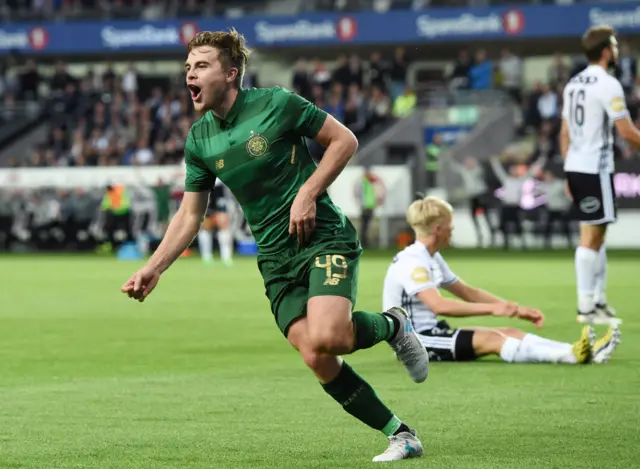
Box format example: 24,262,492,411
383,242,458,333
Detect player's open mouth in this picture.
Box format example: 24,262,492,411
188,84,202,102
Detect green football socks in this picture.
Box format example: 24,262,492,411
322,361,400,435
351,311,396,351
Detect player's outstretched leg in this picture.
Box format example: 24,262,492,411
287,299,425,462
469,327,596,364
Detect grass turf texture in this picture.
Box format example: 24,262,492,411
1,250,639,469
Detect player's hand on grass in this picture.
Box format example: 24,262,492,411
289,189,317,245
121,266,160,302
491,301,519,318
515,306,545,328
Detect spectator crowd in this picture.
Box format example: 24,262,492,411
2,58,194,167
3,36,640,170
290,47,414,143
448,44,640,164
1,47,413,168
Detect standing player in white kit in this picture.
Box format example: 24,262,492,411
561,25,640,325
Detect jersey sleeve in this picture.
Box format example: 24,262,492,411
279,88,328,139
600,79,629,122
397,259,439,297
434,253,458,286
184,131,216,193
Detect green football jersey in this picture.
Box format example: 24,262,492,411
184,86,353,254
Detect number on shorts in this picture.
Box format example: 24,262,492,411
315,254,348,285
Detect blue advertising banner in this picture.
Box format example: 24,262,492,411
0,3,639,54
425,125,475,146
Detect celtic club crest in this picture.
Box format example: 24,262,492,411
246,132,269,157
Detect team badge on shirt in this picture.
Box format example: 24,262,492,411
246,131,269,157
610,97,625,113
411,267,429,283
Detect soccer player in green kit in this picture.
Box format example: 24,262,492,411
121,29,428,462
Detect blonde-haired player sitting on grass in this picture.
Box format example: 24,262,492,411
382,195,620,364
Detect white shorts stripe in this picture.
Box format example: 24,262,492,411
419,337,454,348
600,171,615,221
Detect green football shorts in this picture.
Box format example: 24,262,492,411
257,238,361,337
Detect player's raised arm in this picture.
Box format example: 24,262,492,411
489,157,508,183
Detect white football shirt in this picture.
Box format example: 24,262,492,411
562,64,629,175
382,241,458,333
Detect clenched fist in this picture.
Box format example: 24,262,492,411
121,266,161,302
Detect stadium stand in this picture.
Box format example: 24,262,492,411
1,0,640,254
1,50,406,167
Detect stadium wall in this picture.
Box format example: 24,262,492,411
450,211,640,249
2,165,640,248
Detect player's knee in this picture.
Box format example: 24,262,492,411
580,225,606,250
299,348,328,373
473,330,506,356
308,328,354,355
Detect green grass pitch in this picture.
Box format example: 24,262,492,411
1,250,639,469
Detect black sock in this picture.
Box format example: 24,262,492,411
321,361,401,435
393,423,411,436
383,313,401,341
351,311,395,351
